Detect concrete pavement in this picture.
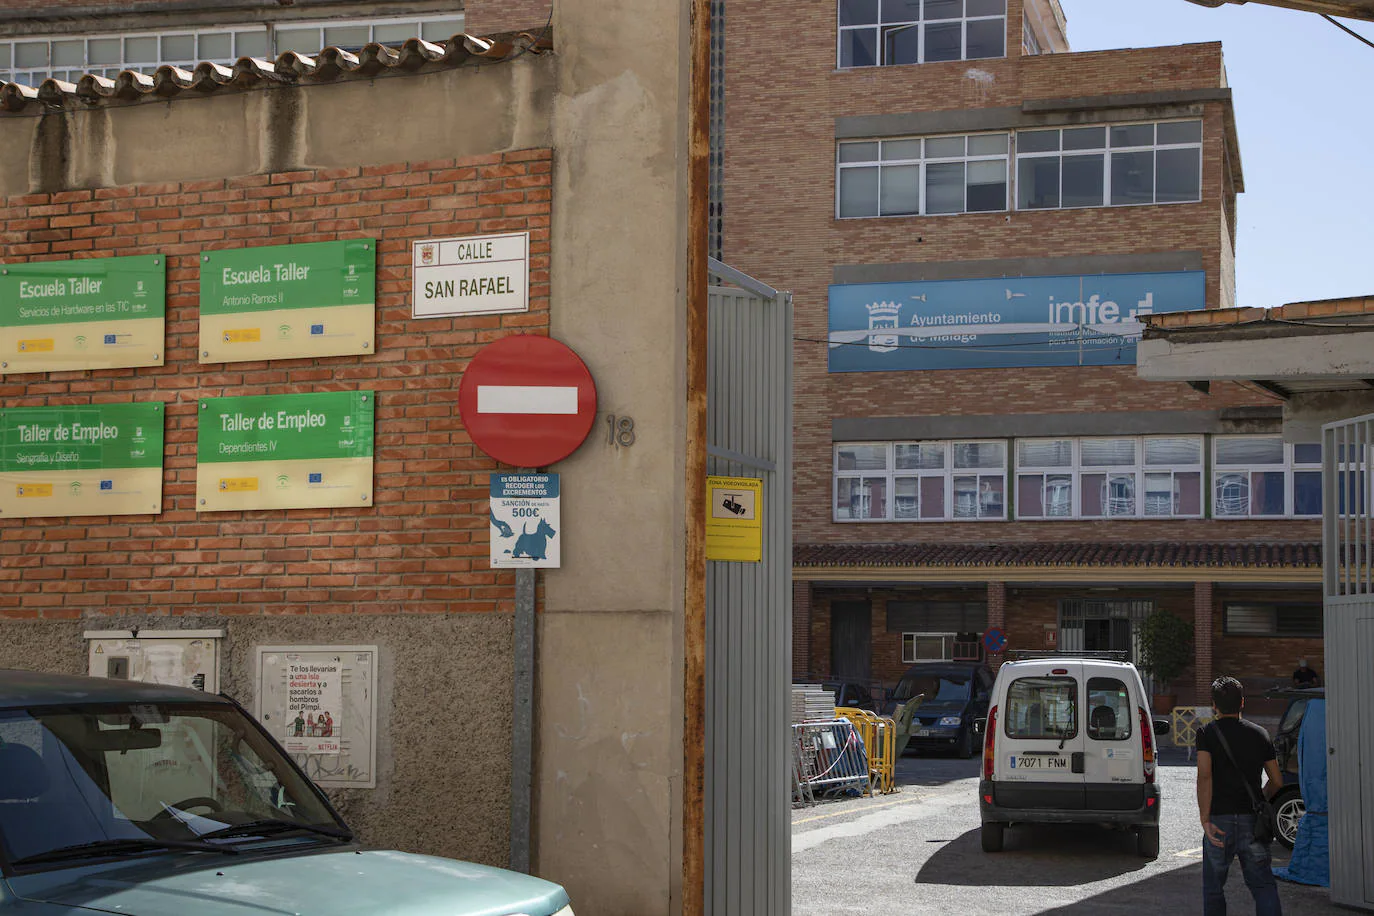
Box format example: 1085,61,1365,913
792,749,1340,915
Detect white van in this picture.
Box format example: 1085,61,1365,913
976,655,1161,858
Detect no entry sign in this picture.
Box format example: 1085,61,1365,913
458,335,598,468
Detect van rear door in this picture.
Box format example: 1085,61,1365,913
995,665,1085,810
1081,672,1146,810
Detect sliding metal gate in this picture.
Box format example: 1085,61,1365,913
1323,413,1374,911
705,260,792,916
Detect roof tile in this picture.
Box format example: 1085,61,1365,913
793,541,1323,569
2,31,553,114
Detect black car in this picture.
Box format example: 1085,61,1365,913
1265,687,1324,849
883,662,993,758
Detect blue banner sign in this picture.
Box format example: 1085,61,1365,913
827,270,1206,372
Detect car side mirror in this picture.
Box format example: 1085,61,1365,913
1153,719,1170,737
973,717,986,736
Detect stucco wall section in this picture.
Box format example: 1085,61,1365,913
0,614,516,865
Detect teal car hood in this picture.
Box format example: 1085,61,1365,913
7,847,571,916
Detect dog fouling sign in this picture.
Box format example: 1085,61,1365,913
490,473,560,568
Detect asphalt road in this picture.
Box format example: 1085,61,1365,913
792,748,1340,915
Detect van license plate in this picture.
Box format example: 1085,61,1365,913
1012,755,1067,769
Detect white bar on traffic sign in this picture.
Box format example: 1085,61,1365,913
477,385,579,415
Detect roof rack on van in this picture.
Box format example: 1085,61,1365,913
1006,650,1130,661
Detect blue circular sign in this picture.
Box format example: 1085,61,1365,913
983,627,1008,654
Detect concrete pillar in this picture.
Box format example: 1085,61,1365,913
1194,581,1214,703
792,580,812,678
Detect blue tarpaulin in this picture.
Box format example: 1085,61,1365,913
1274,698,1329,886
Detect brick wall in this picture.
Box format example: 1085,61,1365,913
462,0,553,35
0,149,552,620
1211,586,1325,682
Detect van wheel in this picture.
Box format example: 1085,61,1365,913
981,822,1005,853
1136,826,1160,859
956,728,975,759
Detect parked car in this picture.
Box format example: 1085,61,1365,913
0,669,575,916
976,656,1161,858
882,662,993,758
793,677,880,712
1264,686,1325,849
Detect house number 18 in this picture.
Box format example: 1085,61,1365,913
606,414,636,448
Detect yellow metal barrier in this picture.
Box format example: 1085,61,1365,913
836,707,898,794
1170,706,1214,760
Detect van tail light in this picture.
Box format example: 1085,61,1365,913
983,705,998,780
1138,706,1156,783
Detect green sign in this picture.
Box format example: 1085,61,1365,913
0,403,165,518
199,240,376,364
196,391,374,512
0,255,166,374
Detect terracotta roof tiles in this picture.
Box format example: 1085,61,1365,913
793,541,1323,569
1,32,552,113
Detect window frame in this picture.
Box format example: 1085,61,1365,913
836,132,1011,219
1222,601,1323,638
1015,435,1205,520
833,439,1009,522
1085,676,1134,742
901,632,958,663
1014,119,1203,212
1003,675,1078,741
1212,435,1323,519
836,0,1008,69
0,14,465,85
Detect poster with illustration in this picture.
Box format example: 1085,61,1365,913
284,657,342,755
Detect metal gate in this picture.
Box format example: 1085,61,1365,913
705,260,791,916
1323,413,1374,911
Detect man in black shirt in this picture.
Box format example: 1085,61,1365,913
1291,659,1319,689
1197,676,1283,916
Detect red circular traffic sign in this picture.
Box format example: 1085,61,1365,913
458,335,598,468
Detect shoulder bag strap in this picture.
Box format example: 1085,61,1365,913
1211,723,1263,809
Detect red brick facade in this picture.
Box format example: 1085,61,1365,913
726,3,1324,697
0,149,552,620
463,0,553,35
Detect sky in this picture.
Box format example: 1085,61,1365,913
1059,1,1374,309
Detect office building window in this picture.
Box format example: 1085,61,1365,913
838,0,1007,69
1213,437,1323,518
1016,120,1202,211
0,15,463,85
1016,436,1204,519
1223,602,1322,638
1022,17,1042,55
834,440,1007,521
837,133,1009,218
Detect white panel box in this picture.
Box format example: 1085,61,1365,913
256,645,378,789
84,629,223,694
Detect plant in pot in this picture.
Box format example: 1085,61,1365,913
1136,610,1194,715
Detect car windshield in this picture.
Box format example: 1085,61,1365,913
0,701,346,870
892,673,971,706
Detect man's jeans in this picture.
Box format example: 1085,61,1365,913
1203,813,1283,916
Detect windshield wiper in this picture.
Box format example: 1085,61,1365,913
196,818,352,843
12,836,239,867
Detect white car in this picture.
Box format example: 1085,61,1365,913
976,655,1161,858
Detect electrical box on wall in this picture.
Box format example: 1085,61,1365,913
84,630,224,694
256,645,379,790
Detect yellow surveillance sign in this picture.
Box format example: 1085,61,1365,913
706,475,763,563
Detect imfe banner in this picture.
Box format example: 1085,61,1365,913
0,255,165,375
196,391,374,512
199,239,376,364
0,403,164,519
